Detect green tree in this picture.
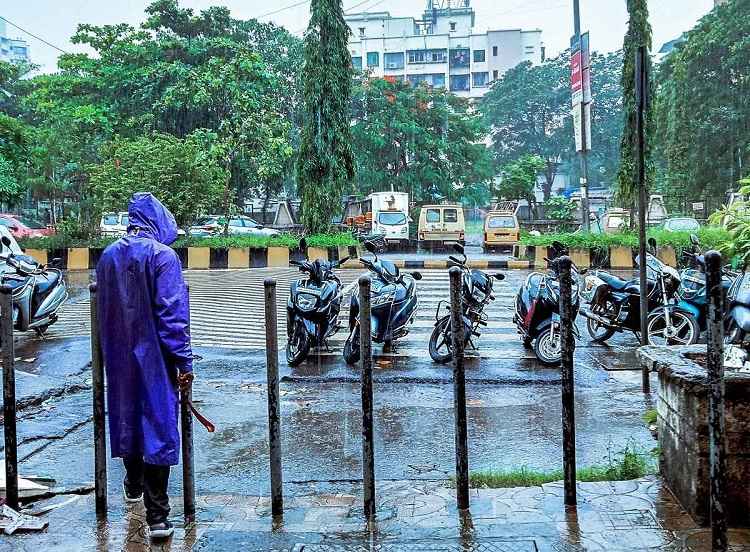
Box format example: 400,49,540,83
494,154,546,211
88,132,226,227
544,196,577,221
351,78,493,204
616,0,654,208
654,0,749,212
297,0,355,233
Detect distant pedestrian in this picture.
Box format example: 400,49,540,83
96,193,193,539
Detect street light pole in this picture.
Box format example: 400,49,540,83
573,0,591,231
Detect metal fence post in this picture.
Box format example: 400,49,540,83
181,284,196,525
1,285,18,511
264,279,283,517
558,256,577,507
706,250,727,551
449,266,470,510
359,276,376,522
89,283,108,517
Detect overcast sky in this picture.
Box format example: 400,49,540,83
2,0,715,74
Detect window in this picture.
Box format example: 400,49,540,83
473,49,486,63
407,49,447,64
378,212,406,225
492,46,498,57
449,48,470,68
472,72,489,87
426,209,441,223
493,69,499,80
444,209,458,223
352,56,363,70
487,216,516,229
407,73,445,88
229,219,244,227
120,215,129,227
103,214,119,226
450,22,456,31
525,46,535,53
450,74,470,92
359,27,366,37
384,52,405,70
367,52,379,67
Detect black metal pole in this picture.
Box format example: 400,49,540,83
1,285,18,511
558,256,577,506
359,276,376,522
180,385,195,525
264,279,283,517
636,45,650,392
89,283,107,517
449,266,470,510
706,251,727,551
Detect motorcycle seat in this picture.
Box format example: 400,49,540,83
34,270,61,295
597,272,653,295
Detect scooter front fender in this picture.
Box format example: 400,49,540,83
730,305,750,333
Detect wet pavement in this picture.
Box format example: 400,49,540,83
0,266,724,550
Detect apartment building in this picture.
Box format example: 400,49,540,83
345,0,543,99
0,19,30,64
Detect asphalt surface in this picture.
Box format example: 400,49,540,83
0,265,657,517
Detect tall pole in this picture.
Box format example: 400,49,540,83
359,276,376,522
558,257,577,506
636,46,650,393
89,284,108,518
449,267,470,510
1,286,18,511
264,279,284,517
573,0,590,231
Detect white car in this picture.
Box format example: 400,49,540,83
100,212,129,237
189,216,280,238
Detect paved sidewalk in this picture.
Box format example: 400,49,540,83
5,476,750,551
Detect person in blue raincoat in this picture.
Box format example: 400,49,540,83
97,192,194,539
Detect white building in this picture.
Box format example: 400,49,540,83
345,0,543,99
0,19,30,64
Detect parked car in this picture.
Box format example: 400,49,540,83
418,204,465,248
100,212,129,237
189,215,280,238
663,217,700,233
0,214,54,239
482,210,520,252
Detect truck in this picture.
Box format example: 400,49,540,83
343,192,410,246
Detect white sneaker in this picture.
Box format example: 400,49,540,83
123,483,143,504
149,521,174,539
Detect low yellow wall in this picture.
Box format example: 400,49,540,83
658,246,678,268
67,248,89,270
187,247,210,269
570,248,591,269
267,247,289,267
25,249,48,266
610,246,633,269
307,247,329,261
228,248,250,269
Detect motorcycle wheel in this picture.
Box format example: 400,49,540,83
647,310,699,346
533,327,562,366
429,318,453,364
586,299,617,343
343,330,360,365
286,319,311,366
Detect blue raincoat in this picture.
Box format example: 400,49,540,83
97,193,193,466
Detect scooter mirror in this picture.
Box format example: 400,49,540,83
299,237,307,254
690,234,700,246
452,243,465,255
648,237,657,251
494,273,505,281
364,241,376,254
411,271,423,281
1,236,10,248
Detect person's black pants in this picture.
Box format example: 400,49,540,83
123,456,171,525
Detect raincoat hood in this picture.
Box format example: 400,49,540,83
127,192,178,246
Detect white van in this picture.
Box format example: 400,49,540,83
100,212,129,237
369,192,410,246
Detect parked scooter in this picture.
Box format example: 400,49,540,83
579,238,695,346
428,243,505,363
0,236,68,337
343,241,422,364
725,268,750,368
286,239,349,366
513,241,580,366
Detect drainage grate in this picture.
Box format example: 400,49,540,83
295,540,538,552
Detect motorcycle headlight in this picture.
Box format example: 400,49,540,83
472,288,487,303
296,293,318,311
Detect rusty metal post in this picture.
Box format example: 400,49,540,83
449,266,470,510
1,285,18,510
89,283,107,517
706,250,727,551
180,386,195,525
359,276,376,521
558,256,577,506
264,279,283,517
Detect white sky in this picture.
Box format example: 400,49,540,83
1,0,715,74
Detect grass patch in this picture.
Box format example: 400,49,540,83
464,444,656,489
642,409,658,426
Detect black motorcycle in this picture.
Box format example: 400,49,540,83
579,238,696,346
513,242,580,366
428,243,504,363
286,241,350,366
343,241,422,364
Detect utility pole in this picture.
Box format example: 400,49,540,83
573,0,591,231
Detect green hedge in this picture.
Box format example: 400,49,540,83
519,227,730,255
18,232,358,251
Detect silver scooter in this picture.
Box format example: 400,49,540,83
0,236,68,336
